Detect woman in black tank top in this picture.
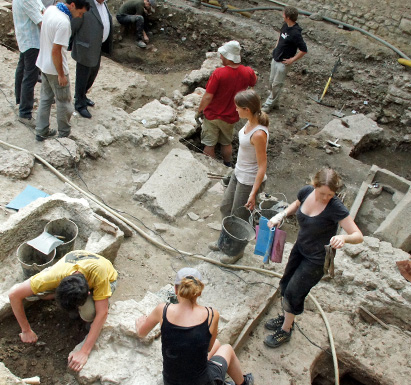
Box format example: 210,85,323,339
135,267,254,385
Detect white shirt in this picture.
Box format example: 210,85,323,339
36,5,71,75
94,0,110,43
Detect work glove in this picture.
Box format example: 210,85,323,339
195,111,204,125
267,211,286,228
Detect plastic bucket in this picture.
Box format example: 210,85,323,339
44,219,78,260
17,243,56,279
218,216,255,256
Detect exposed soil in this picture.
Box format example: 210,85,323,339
0,0,410,383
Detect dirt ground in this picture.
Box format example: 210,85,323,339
0,0,410,384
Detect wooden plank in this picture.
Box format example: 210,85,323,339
232,287,280,352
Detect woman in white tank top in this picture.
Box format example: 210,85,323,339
217,90,269,264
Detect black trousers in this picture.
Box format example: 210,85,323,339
15,48,40,119
74,54,101,110
279,244,324,315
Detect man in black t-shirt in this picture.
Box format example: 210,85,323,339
262,6,307,112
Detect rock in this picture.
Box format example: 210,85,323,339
39,138,80,168
187,212,199,221
134,148,210,221
172,90,184,104
84,230,124,263
0,148,34,179
132,172,150,188
399,17,411,34
318,114,383,156
182,52,221,87
159,96,175,107
153,223,168,233
130,99,176,128
141,128,169,148
207,222,222,231
0,362,24,384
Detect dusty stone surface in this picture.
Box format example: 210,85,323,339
39,138,81,168
130,99,176,128
0,362,24,385
141,128,169,148
72,262,276,385
0,148,34,179
134,148,210,220
318,114,384,156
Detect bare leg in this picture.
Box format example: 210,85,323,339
207,338,221,360
204,145,216,159
282,311,295,332
214,344,244,385
143,30,149,42
221,144,232,164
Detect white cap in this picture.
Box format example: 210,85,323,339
175,267,202,285
218,40,241,63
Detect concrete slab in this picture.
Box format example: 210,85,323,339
134,148,210,221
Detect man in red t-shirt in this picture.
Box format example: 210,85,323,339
197,41,257,166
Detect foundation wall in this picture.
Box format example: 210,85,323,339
285,0,411,55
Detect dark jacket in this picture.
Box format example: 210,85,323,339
272,23,307,62
70,0,113,67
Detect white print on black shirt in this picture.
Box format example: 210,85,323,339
281,33,289,39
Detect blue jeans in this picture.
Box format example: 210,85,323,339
116,14,147,40
15,48,40,119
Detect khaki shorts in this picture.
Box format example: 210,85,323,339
201,118,235,146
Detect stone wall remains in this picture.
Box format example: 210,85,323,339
285,0,411,56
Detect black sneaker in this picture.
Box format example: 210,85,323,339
264,314,285,331
36,128,57,141
264,328,292,348
224,373,254,385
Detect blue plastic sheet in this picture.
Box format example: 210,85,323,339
6,185,49,211
254,216,275,263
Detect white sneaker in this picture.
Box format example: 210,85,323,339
136,40,147,48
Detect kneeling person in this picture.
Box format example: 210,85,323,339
8,250,118,372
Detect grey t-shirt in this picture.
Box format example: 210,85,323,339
295,185,349,265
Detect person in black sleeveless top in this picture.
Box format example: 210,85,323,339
135,267,254,385
265,168,363,348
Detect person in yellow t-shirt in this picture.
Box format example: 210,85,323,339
9,250,118,372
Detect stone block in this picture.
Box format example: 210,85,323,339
130,99,176,128
39,138,80,168
0,148,34,179
134,148,210,221
141,128,169,148
317,114,383,156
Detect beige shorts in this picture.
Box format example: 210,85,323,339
201,118,235,146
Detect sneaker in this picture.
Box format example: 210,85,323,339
136,40,147,48
264,314,285,331
264,328,292,348
243,373,254,385
221,175,231,187
208,241,220,251
261,104,271,113
224,373,254,385
18,117,36,129
36,128,57,142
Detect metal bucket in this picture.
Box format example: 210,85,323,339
217,216,255,257
17,242,56,279
44,219,78,260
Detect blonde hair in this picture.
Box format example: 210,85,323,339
234,89,269,127
312,168,343,192
177,276,204,302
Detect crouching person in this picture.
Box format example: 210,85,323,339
8,250,118,372
135,267,254,385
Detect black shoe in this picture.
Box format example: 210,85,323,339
265,314,285,331
36,128,57,141
86,98,95,107
224,374,254,385
264,328,292,348
77,107,92,119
